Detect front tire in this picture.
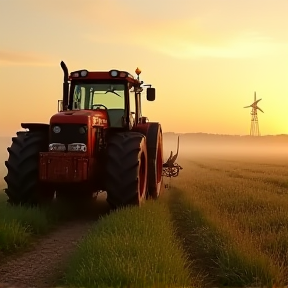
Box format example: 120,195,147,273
4,130,54,206
105,132,148,209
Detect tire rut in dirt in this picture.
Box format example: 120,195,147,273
0,194,111,288
166,189,220,287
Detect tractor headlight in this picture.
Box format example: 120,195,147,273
49,143,66,151
80,70,88,77
71,70,88,78
68,143,87,152
109,70,119,77
53,126,61,133
119,71,128,77
79,126,87,134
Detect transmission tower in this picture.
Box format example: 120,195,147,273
244,91,264,136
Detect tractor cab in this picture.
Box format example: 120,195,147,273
70,82,126,128
57,63,156,131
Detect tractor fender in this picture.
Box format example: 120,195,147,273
21,123,50,133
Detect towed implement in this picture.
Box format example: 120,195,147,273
162,136,183,178
4,62,182,208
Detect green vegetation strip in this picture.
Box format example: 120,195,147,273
61,200,193,288
0,193,64,254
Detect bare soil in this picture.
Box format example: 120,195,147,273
0,193,111,288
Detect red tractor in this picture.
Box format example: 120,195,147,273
4,62,165,208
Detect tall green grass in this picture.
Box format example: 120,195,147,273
0,188,77,254
61,200,194,288
0,194,99,255
0,192,7,203
0,199,61,253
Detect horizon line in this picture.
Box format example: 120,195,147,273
1,132,288,138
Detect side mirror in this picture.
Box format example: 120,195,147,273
147,87,155,101
58,100,63,112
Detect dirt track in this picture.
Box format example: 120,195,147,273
0,193,111,288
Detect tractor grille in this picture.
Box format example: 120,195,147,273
50,124,88,146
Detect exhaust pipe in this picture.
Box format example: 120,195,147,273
60,61,69,111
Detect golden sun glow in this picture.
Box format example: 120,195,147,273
1,0,288,136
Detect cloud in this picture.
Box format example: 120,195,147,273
0,50,56,67
4,1,288,61
63,2,288,60
84,16,288,60
154,33,288,59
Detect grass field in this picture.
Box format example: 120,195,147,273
167,155,288,287
1,135,288,287
0,178,74,255
0,164,59,255
0,191,64,255
59,153,288,287
61,201,193,288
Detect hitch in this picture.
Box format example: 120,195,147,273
162,136,183,188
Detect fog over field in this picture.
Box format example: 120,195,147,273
0,137,12,184
163,133,288,163
1,132,288,186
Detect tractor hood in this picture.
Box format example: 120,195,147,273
50,110,108,127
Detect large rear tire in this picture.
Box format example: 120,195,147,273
146,123,164,199
4,130,54,206
105,132,148,209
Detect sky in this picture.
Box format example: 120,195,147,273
1,0,288,136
